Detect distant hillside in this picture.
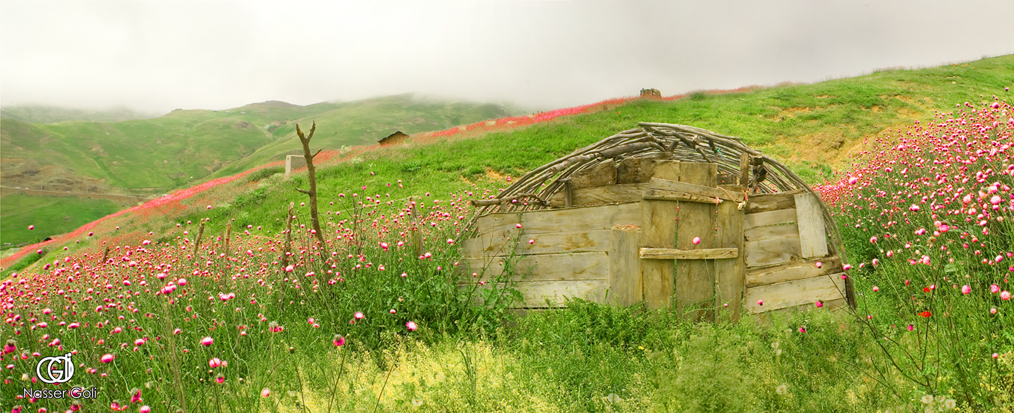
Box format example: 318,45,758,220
0,94,519,246
0,105,156,123
1,94,517,192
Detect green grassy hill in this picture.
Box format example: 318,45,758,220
0,105,157,123
0,94,519,245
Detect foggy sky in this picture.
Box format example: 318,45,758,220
1,0,1012,115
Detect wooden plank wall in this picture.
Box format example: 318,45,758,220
640,160,682,309
673,162,717,319
461,203,640,307
741,191,847,313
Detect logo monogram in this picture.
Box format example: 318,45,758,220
36,353,75,384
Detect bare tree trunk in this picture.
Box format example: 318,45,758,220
295,122,327,249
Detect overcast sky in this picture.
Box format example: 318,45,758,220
1,0,1012,115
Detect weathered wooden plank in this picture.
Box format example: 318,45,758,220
549,183,649,207
475,203,639,237
640,247,738,260
618,157,656,184
675,162,717,320
744,223,799,242
739,152,751,186
460,251,609,282
474,212,521,237
639,161,681,310
745,257,842,287
640,199,677,310
466,280,609,308
744,236,802,268
649,178,745,202
745,190,802,214
651,160,680,181
610,225,642,306
643,189,722,205
569,161,617,189
715,198,746,322
743,273,847,313
744,208,797,229
463,230,613,257
795,192,829,258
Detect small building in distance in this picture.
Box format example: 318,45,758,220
285,154,307,177
378,131,409,146
640,88,662,99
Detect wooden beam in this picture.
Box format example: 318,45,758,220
618,157,656,184
744,208,797,229
639,161,682,310
459,251,609,282
639,247,738,260
474,203,639,237
795,192,829,258
643,189,722,205
648,178,745,202
464,280,609,308
715,198,746,322
549,183,649,208
463,229,613,257
739,152,751,186
745,257,841,288
744,235,803,269
745,190,802,214
743,273,846,313
569,161,616,189
674,162,718,321
610,225,642,306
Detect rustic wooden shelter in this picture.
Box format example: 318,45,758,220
640,88,662,99
378,131,409,145
462,122,855,320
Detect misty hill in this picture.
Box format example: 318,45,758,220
0,105,156,124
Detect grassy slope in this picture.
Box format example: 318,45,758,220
164,56,1014,249
0,194,120,245
0,105,156,123
0,94,516,191
0,95,517,245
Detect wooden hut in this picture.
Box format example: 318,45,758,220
461,122,855,320
640,88,662,99
379,131,409,145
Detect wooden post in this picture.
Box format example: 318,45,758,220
739,152,751,186
564,181,574,208
794,192,829,258
609,225,641,305
715,190,745,322
674,162,717,321
639,161,680,309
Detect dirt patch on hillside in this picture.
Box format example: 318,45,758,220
485,168,507,181
1,158,115,194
